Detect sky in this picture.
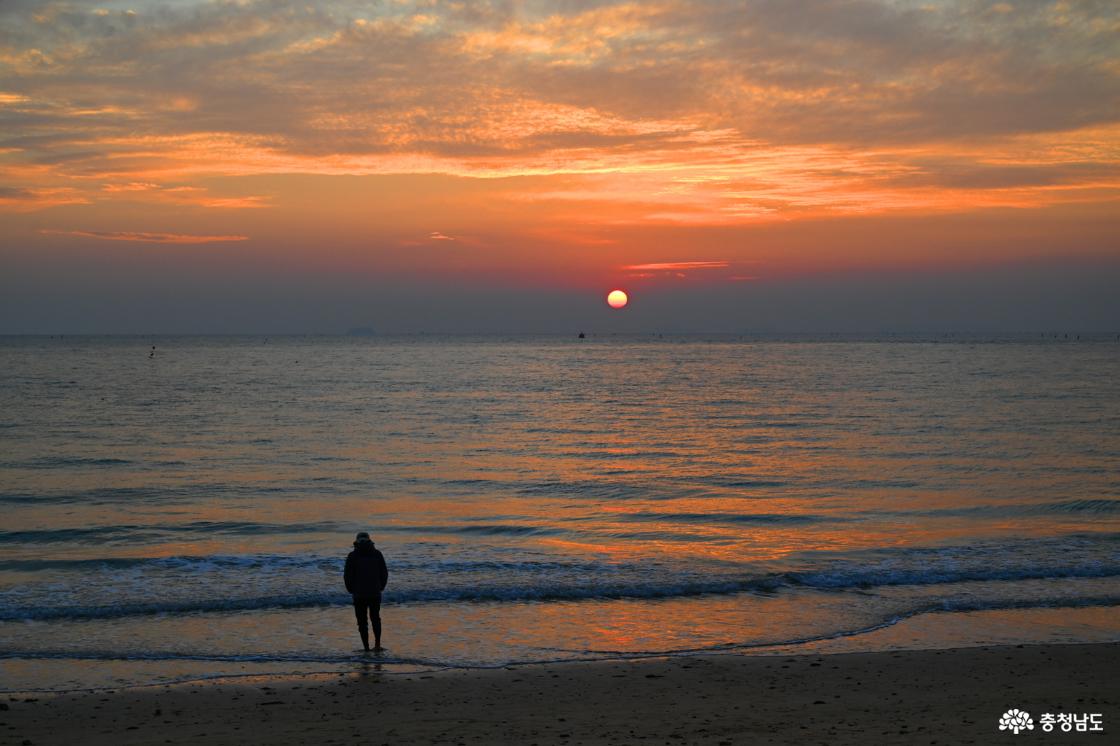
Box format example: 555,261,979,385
1,0,1118,333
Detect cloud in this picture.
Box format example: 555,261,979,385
623,261,729,271
428,231,455,241
97,182,269,208
40,229,248,244
0,186,89,210
101,182,162,193
622,260,761,281
0,0,1117,225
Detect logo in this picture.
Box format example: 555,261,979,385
1000,709,1035,735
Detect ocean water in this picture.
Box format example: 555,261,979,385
1,334,1118,691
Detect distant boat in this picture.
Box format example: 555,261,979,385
578,331,585,339
348,327,377,336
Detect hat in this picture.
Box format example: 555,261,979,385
353,531,372,546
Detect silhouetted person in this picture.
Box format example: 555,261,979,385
344,532,388,651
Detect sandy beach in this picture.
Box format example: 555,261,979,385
4,642,1115,745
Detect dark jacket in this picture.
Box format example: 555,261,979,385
344,544,388,597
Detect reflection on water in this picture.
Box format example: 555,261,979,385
0,335,1118,690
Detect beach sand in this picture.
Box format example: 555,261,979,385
3,643,1116,745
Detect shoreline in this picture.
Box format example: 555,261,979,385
4,641,1116,745
4,603,1117,696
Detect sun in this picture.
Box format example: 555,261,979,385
607,289,628,309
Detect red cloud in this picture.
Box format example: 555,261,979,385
622,261,729,271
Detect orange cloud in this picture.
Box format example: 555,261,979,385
41,230,248,244
1,0,1117,286
0,187,90,211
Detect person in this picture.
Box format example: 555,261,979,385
343,532,388,651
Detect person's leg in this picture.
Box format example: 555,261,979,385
370,594,382,650
352,596,370,650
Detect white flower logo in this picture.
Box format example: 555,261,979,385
999,709,1034,734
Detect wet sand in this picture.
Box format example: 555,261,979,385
3,643,1116,745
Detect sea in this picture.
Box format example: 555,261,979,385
1,334,1118,691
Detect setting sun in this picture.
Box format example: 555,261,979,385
607,289,629,309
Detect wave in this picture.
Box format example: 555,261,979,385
689,477,790,489
3,558,1118,621
0,520,346,544
0,456,132,469
900,499,1120,518
785,562,1120,589
579,594,1120,656
515,480,655,500
381,524,566,537
0,483,311,505
0,579,787,621
0,555,590,574
623,511,836,525
0,521,577,545
1008,497,1120,515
